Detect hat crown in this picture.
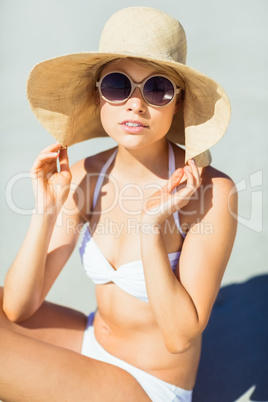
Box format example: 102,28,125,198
99,7,187,64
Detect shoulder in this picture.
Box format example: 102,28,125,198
171,142,237,214
202,165,236,190
70,147,117,181
204,166,238,229
180,162,238,234
201,165,237,208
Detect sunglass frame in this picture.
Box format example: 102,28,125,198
96,71,181,107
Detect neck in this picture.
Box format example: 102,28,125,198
114,139,170,180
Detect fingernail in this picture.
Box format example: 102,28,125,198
185,166,191,172
189,159,195,165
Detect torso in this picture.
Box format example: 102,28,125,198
77,143,205,390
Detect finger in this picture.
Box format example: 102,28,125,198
165,168,184,193
34,152,59,165
40,142,62,154
187,159,201,186
172,186,194,210
173,173,197,207
58,147,70,173
184,166,195,190
31,152,59,172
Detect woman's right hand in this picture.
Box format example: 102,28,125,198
31,143,72,215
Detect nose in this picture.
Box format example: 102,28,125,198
126,88,146,113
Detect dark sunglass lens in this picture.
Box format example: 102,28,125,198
144,76,175,106
101,73,131,102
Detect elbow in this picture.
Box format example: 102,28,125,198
1,286,17,322
165,326,204,354
2,283,43,323
3,304,32,323
3,310,18,323
2,301,23,323
2,294,36,323
165,336,194,354
0,288,15,322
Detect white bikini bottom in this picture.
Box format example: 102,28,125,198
81,313,193,402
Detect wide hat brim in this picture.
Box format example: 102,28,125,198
26,7,231,167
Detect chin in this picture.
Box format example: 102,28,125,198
117,134,166,150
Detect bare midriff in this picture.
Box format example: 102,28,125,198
93,283,201,391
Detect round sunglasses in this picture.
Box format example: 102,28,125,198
96,72,181,107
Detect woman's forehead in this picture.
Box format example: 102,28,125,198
100,58,157,78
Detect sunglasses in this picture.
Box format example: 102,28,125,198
96,72,181,107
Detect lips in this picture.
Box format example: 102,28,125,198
120,120,148,128
125,122,141,127
119,120,148,134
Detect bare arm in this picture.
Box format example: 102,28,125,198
140,161,238,352
3,143,84,322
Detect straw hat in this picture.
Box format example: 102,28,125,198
27,6,231,167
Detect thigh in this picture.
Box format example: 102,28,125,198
0,287,87,353
18,300,88,353
0,327,150,401
0,289,150,400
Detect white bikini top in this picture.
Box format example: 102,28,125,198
79,143,185,303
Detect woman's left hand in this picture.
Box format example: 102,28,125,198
142,159,201,225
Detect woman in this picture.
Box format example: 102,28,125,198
0,7,237,401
